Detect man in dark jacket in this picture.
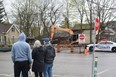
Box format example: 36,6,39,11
43,40,56,77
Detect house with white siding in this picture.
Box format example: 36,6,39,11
0,24,20,46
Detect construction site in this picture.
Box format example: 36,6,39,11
45,25,89,54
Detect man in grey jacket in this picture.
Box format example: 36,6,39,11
11,32,32,77
43,39,56,77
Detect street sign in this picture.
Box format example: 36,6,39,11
80,34,84,40
79,34,86,44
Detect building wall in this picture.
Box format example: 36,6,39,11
84,29,116,43
6,26,20,45
83,30,95,43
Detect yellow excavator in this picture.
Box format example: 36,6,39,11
50,25,78,45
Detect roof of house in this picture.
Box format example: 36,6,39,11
0,23,12,33
72,23,94,31
101,28,116,35
106,21,116,32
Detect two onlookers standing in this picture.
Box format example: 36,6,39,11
32,39,56,77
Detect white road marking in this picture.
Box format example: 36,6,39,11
89,69,110,77
0,69,110,77
0,74,77,77
53,75,78,77
97,69,109,75
0,74,13,76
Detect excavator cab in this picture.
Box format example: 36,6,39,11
70,33,78,41
69,33,79,44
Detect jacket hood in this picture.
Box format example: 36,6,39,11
18,32,26,41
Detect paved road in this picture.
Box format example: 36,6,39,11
0,50,116,77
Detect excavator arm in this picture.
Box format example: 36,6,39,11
50,25,55,40
50,25,74,40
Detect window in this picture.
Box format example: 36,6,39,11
11,27,15,32
106,42,113,44
12,36,15,43
0,36,1,42
99,42,106,44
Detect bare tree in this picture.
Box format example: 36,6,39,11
49,3,63,25
36,0,63,37
36,0,51,36
11,0,38,37
83,0,94,43
94,0,116,42
61,0,70,28
85,0,116,42
11,0,63,38
70,0,85,30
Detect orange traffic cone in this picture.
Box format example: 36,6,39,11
84,48,89,56
56,44,60,53
70,45,74,53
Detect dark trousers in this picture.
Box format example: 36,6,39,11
14,61,29,77
34,72,43,77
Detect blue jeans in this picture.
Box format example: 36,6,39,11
44,63,53,77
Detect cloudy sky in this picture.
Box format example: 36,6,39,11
3,0,65,12
2,0,65,23
3,0,14,13
2,0,15,23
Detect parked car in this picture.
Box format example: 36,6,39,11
86,41,116,52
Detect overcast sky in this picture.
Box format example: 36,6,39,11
3,0,65,12
2,0,15,23
2,0,65,23
3,0,14,13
